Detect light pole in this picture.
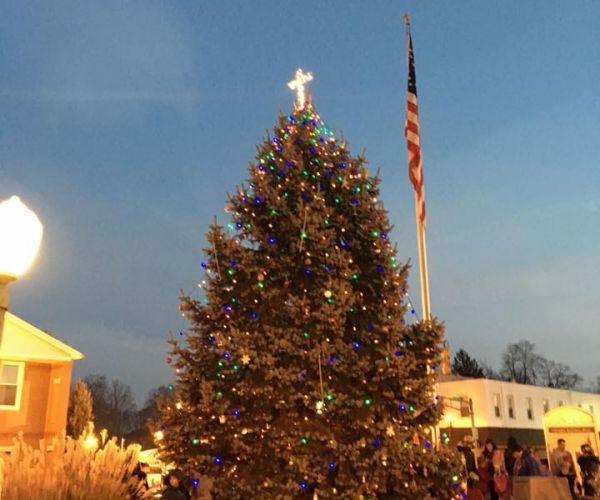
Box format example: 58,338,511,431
0,196,43,347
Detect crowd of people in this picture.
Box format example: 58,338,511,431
457,436,600,499
128,463,197,499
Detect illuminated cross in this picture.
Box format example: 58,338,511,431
288,68,313,108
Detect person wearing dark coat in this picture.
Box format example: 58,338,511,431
504,436,518,477
161,469,187,500
578,444,600,498
512,445,540,477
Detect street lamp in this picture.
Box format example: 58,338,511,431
0,196,43,346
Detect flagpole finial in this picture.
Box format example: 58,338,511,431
403,14,411,26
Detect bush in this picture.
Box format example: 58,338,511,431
0,428,142,500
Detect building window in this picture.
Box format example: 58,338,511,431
507,395,515,419
527,397,534,420
0,362,24,410
493,393,501,417
543,399,549,414
558,401,564,407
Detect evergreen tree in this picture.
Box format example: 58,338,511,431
159,100,461,498
67,379,93,437
451,349,485,378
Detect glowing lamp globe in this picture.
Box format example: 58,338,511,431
0,196,43,280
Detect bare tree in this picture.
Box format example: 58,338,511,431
67,379,93,437
500,340,544,385
83,374,137,437
538,359,582,389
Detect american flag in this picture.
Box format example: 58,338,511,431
404,31,426,225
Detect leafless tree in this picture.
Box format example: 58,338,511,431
500,340,544,385
538,359,582,389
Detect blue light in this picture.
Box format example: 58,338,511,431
179,331,184,336
305,269,312,275
299,481,307,490
250,311,258,320
268,237,276,245
231,261,237,267
329,462,335,470
353,341,361,350
300,372,306,379
373,439,380,447
224,304,232,313
377,265,384,272
223,353,231,360
192,479,200,487
286,161,294,167
329,356,335,363
214,456,222,465
236,222,243,229
201,262,207,269
255,197,263,204
425,440,431,448
310,146,316,154
367,323,373,331
380,233,387,240
395,351,402,357
340,162,347,169
208,336,216,343
233,409,240,417
400,404,406,411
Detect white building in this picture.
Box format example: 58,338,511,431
439,375,600,453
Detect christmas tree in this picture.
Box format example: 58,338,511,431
158,74,462,499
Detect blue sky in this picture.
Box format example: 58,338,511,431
2,1,599,401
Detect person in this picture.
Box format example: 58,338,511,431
492,447,510,500
457,438,477,475
477,439,498,500
512,445,540,477
577,444,599,498
530,448,548,476
550,438,576,498
504,436,518,478
129,462,150,497
161,469,187,500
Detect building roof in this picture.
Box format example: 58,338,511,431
1,312,84,362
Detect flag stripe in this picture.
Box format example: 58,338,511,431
404,32,426,225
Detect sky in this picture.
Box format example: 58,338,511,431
1,1,600,402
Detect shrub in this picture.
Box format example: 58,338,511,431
0,428,141,499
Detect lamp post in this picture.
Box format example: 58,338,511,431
0,196,43,348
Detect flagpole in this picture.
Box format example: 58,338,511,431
404,15,431,324
404,16,450,374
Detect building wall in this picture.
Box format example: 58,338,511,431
440,378,600,432
0,360,73,447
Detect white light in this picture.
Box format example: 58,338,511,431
0,196,43,279
154,430,164,441
83,434,99,449
288,68,313,108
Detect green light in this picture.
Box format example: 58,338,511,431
217,361,224,367
326,394,334,401
324,219,329,225
355,186,361,193
335,197,340,204
327,298,333,304
303,331,310,338
192,438,199,445
284,192,289,198
372,231,379,237
258,282,264,289
216,391,223,398
271,209,277,215
227,269,234,275
301,232,307,239
352,274,358,280
302,170,308,176
337,176,343,182
364,399,372,406
233,365,239,371
409,405,414,412
301,437,308,445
